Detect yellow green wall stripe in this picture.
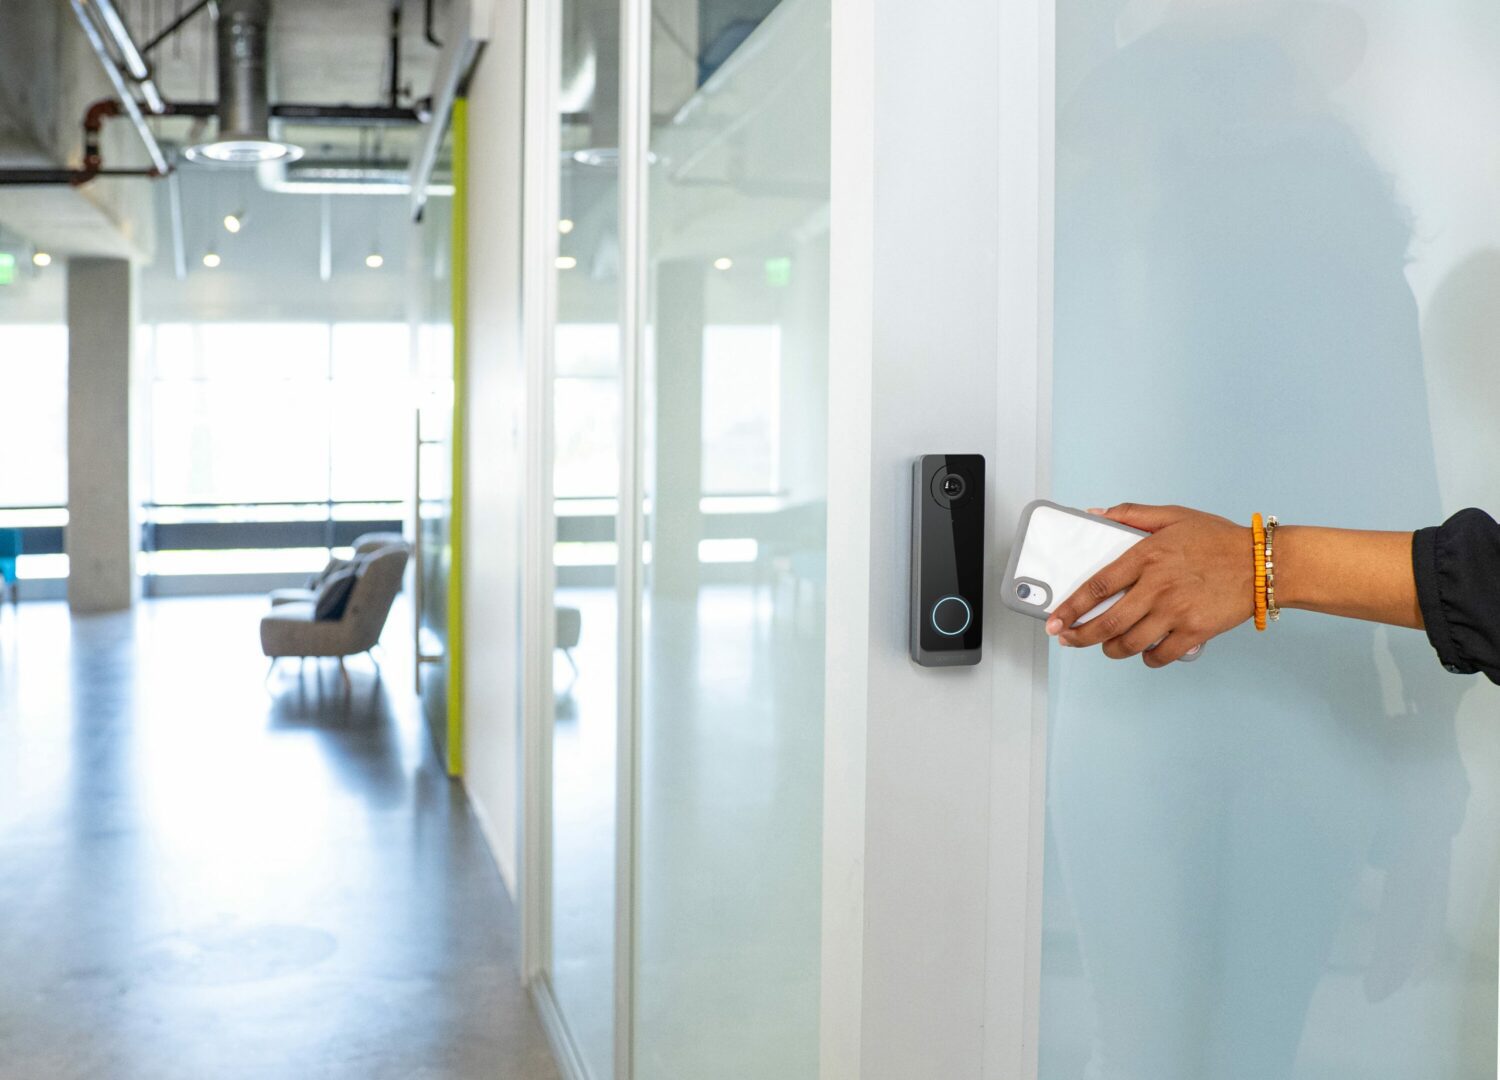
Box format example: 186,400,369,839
446,97,469,778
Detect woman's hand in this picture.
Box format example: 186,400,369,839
1045,503,1254,667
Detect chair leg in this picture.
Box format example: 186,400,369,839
265,657,278,684
367,648,382,678
338,656,351,695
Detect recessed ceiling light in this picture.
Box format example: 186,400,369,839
185,139,303,166
223,212,244,234
558,219,575,234
202,252,221,268
365,252,385,269
713,257,733,271
556,255,578,270
32,251,52,267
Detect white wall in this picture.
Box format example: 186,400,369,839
821,0,1046,1076
461,0,528,898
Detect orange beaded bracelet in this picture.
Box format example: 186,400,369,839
1251,512,1267,631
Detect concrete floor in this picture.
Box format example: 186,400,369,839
0,596,561,1080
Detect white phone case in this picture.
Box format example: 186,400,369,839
1001,500,1201,659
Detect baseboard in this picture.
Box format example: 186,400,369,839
531,975,594,1080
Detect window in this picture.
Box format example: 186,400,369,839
0,324,68,580
0,324,67,508
143,321,412,576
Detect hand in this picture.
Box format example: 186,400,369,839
1045,503,1254,667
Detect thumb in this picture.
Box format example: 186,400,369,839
1096,502,1185,533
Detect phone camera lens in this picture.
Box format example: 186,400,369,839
941,474,965,499
1016,583,1032,600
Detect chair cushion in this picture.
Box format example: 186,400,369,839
314,567,358,621
269,587,317,607
306,555,352,590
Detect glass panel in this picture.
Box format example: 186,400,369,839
635,0,830,1074
549,1,622,1074
1042,4,1500,1078
415,127,458,761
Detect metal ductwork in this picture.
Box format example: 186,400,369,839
186,0,303,165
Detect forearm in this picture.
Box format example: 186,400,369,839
1275,526,1423,630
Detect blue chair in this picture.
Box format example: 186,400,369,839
0,528,20,606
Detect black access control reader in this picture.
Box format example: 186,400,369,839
910,454,984,667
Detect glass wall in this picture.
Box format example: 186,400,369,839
1042,3,1500,1077
634,0,830,1075
415,123,459,769
550,1,623,1074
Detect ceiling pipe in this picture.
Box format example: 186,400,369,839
0,97,163,186
68,0,171,174
83,0,168,113
186,0,303,164
165,101,425,126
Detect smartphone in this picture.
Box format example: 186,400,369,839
1001,500,1201,659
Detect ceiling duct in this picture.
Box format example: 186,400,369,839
185,0,302,165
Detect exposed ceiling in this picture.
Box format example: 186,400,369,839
119,0,448,164
0,0,450,258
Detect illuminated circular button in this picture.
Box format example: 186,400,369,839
931,595,972,637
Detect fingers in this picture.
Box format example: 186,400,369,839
1142,632,1200,668
1100,614,1173,660
1058,589,1153,649
1046,548,1148,636
1096,502,1185,534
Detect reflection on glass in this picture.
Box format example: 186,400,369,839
550,1,621,1074
1043,3,1499,1078
635,0,829,1075
415,151,457,763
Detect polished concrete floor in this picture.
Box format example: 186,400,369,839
0,596,560,1080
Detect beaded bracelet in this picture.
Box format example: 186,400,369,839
1251,512,1267,631
1265,515,1280,622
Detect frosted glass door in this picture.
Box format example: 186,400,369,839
1042,3,1500,1078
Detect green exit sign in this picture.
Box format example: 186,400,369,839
0,252,14,286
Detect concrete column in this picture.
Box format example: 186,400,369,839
66,258,138,613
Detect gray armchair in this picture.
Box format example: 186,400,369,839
261,544,409,691
269,532,409,608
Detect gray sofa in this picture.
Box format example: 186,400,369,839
269,532,408,608
261,544,409,691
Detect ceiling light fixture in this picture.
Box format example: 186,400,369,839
558,219,575,234
365,251,385,269
556,255,578,270
184,0,303,167
223,211,245,234
713,257,733,271
32,251,52,267
202,250,222,268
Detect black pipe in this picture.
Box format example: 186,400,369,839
0,167,159,185
388,0,404,108
163,101,423,125
424,0,441,48
142,0,214,54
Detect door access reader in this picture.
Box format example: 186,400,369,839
910,454,985,667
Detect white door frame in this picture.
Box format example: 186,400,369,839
517,0,644,1073
819,0,1055,1076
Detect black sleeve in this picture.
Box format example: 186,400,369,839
1412,508,1500,685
